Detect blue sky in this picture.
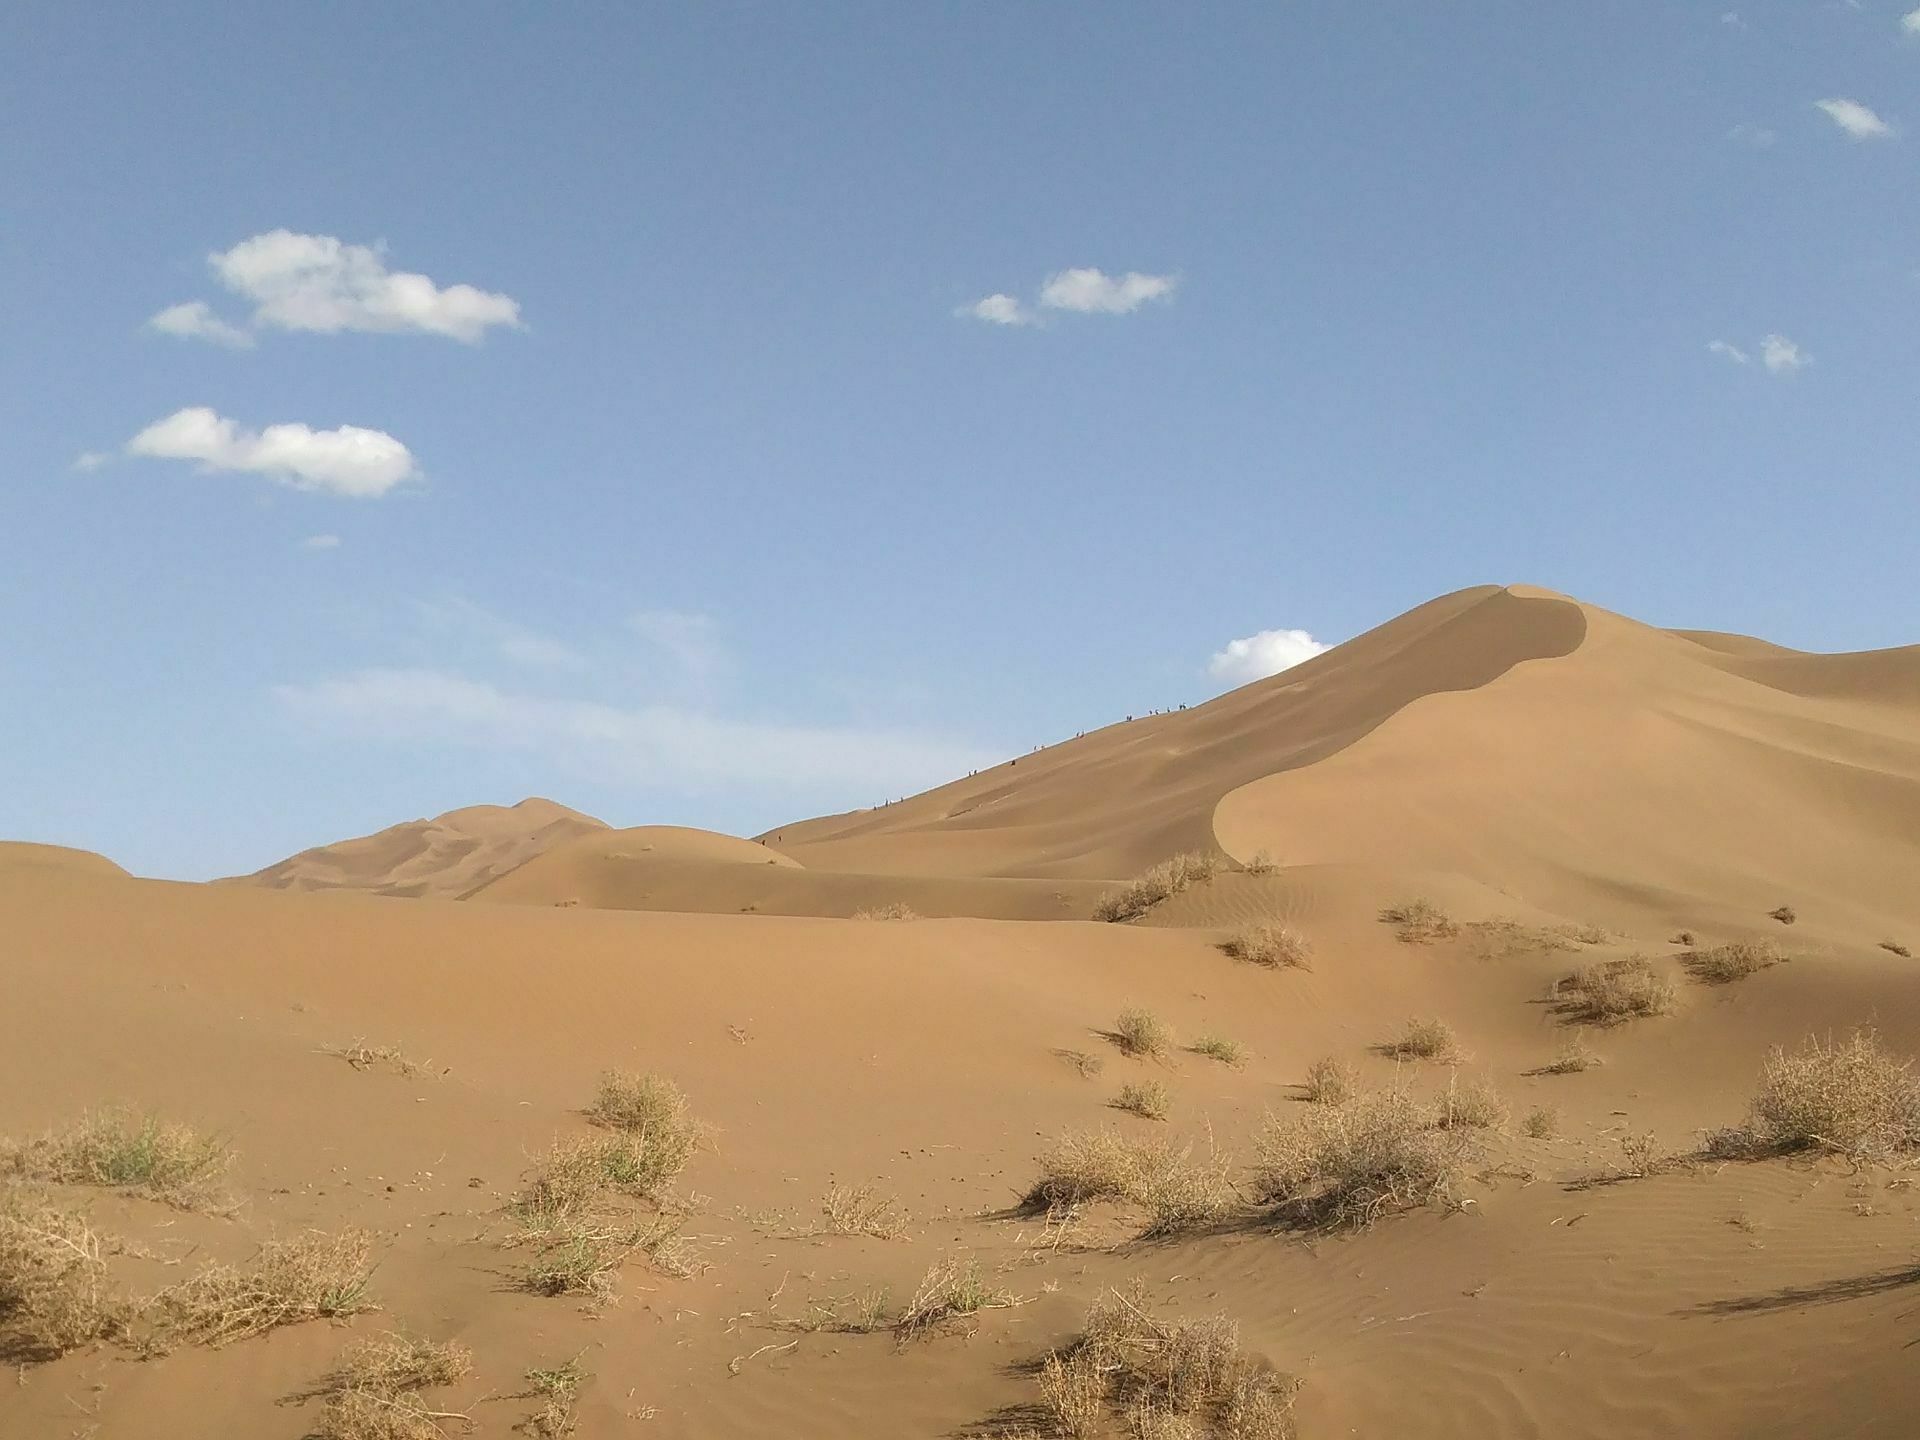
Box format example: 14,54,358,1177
2,2,1916,879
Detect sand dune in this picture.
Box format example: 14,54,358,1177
8,584,1920,1439
223,797,607,898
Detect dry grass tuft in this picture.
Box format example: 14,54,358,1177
1220,922,1313,970
1881,940,1913,959
1671,930,1697,947
1708,1031,1920,1162
1252,1087,1472,1228
322,1040,432,1078
314,1332,472,1440
154,1229,374,1347
2,1110,233,1210
894,1255,1018,1342
514,1212,695,1300
1769,905,1798,926
1684,940,1785,985
818,1183,910,1240
1114,1081,1173,1122
1379,899,1458,943
0,1194,124,1359
1038,1280,1298,1439
1024,1129,1237,1237
580,1072,701,1186
1113,1008,1172,1059
1242,850,1280,876
852,902,919,921
1432,1075,1507,1131
1382,1017,1462,1063
1555,957,1676,1024
1539,1033,1602,1075
1189,1035,1245,1067
1093,854,1221,923
1055,1049,1106,1079
1522,1106,1559,1139
522,1356,587,1437
1301,1057,1358,1105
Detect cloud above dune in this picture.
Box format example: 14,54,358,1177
125,406,418,498
958,267,1176,325
629,609,729,681
274,667,999,793
1208,627,1329,686
148,230,522,345
1814,98,1894,140
1903,8,1920,34
1708,334,1807,376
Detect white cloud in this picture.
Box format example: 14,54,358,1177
956,293,1034,326
125,406,418,498
71,450,113,472
299,534,342,551
1814,98,1894,139
1038,267,1177,314
1707,339,1751,365
416,596,587,670
1721,11,1746,28
1902,7,1920,34
1759,333,1809,374
145,300,256,348
1727,122,1777,148
1208,628,1329,687
629,609,728,680
154,230,523,345
273,668,998,793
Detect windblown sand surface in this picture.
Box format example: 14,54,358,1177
7,585,1920,1439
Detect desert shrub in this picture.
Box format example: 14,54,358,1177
1710,1031,1920,1162
516,1131,697,1224
1220,922,1312,969
1383,1017,1461,1062
1242,850,1280,876
522,1357,587,1438
1113,1008,1172,1059
1114,1081,1173,1121
1539,1034,1601,1074
1522,1106,1559,1139
1039,1280,1298,1440
1055,1049,1106,1079
1556,957,1676,1024
852,903,919,921
1024,1129,1236,1236
1379,899,1458,943
818,1183,910,1240
1881,940,1913,959
2,1111,232,1210
0,1194,123,1359
314,1332,471,1440
1093,854,1220,923
1556,922,1609,945
1684,940,1785,985
1251,1088,1471,1228
323,1040,431,1078
581,1072,699,1184
1301,1057,1358,1105
1671,930,1697,947
894,1255,1017,1342
1769,905,1797,926
1189,1035,1245,1067
154,1229,373,1347
1432,1076,1507,1131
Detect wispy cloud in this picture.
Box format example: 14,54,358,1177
299,533,342,551
629,609,728,681
1208,627,1329,687
1039,268,1177,314
148,230,522,346
1814,98,1894,139
274,668,998,794
145,300,255,348
1759,333,1809,375
1727,122,1777,148
125,406,418,498
71,450,114,472
416,596,587,671
954,293,1034,326
1720,11,1746,29
957,266,1176,325
1902,7,1920,35
1707,339,1751,365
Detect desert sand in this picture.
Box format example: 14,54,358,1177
5,584,1919,1439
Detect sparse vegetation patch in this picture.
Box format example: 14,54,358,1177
1252,1087,1473,1228
1683,940,1785,985
1879,940,1911,959
1522,1106,1559,1139
522,1357,588,1437
1112,1008,1172,1059
313,1332,472,1440
1555,957,1676,1024
1189,1034,1245,1067
0,1194,124,1359
1382,1017,1462,1063
1769,905,1798,926
153,1229,374,1347
894,1255,1018,1342
1113,1081,1173,1121
323,1040,432,1078
2,1110,233,1210
1220,922,1312,969
1539,1033,1601,1075
1024,1128,1236,1237
1301,1057,1358,1105
1093,853,1221,923
1379,899,1459,943
852,902,919,921
1432,1075,1507,1131
1708,1031,1920,1162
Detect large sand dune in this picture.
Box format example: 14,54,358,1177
7,584,1920,1439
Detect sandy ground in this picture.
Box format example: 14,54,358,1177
6,584,1919,1438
